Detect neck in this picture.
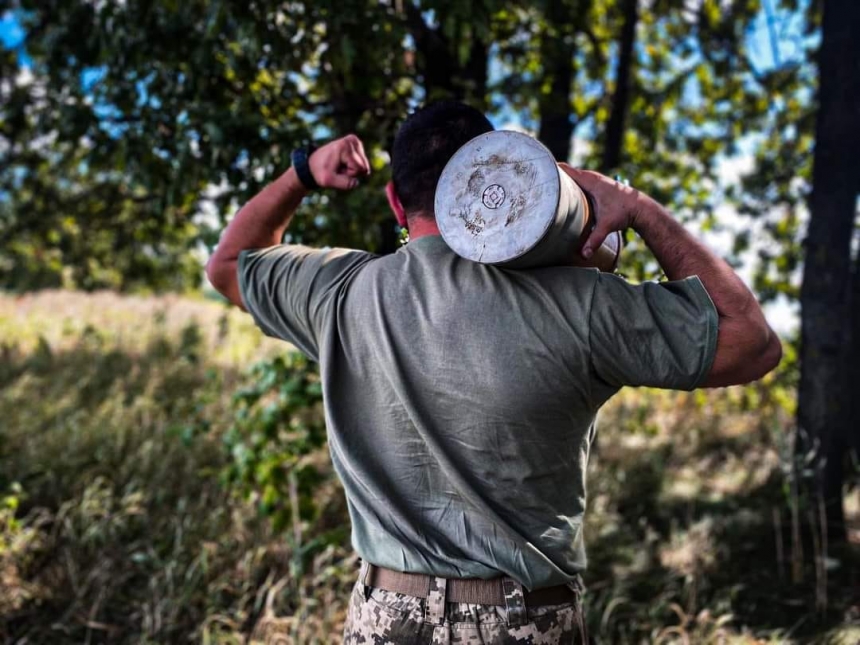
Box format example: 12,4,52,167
406,215,440,241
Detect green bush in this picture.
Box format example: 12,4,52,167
220,354,349,575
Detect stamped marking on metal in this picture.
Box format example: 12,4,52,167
482,184,506,209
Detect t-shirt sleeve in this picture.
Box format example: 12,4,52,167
237,244,374,360
588,272,718,390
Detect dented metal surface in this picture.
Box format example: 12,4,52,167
435,130,621,271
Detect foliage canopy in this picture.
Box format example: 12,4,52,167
0,0,819,296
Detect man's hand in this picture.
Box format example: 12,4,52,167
559,164,647,260
309,134,371,190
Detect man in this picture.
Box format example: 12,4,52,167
207,101,782,643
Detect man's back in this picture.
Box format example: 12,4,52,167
239,233,717,589
208,105,779,642
331,235,599,589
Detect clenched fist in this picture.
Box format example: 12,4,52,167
309,134,371,191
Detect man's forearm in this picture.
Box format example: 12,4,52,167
633,201,781,386
206,168,308,308
633,201,758,318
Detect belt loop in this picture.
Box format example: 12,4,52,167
566,574,586,641
425,576,447,625
359,560,372,601
502,577,527,627
566,573,585,601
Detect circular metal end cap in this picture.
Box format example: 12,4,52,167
434,131,560,265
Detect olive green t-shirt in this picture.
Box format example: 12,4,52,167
238,235,717,589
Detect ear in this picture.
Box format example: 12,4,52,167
386,181,408,229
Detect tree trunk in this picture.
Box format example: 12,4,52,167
796,0,860,544
851,246,860,456
600,0,638,174
405,4,489,108
463,37,490,111
537,0,578,161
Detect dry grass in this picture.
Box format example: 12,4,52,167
0,290,858,644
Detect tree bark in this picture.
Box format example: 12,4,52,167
600,0,638,174
537,0,578,161
462,37,490,110
797,0,860,544
404,4,489,108
850,243,860,456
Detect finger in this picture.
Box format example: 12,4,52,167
326,172,359,191
346,138,371,175
581,219,611,260
345,146,370,176
354,137,371,174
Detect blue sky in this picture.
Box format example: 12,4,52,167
0,10,30,66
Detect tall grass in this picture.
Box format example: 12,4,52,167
1,291,858,644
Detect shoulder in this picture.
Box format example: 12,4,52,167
238,244,378,298
505,265,601,299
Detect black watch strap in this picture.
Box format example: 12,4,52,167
291,145,319,190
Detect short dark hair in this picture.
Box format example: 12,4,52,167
392,101,494,217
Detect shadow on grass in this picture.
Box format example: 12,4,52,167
3,335,857,643
1,333,217,499
585,442,859,643
0,336,310,644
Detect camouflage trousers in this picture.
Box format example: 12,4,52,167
342,569,588,644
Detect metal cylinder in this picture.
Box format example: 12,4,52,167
434,130,622,272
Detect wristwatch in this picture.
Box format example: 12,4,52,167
291,144,319,190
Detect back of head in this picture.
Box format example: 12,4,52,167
392,100,494,218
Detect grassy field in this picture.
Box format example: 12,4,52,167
1,291,858,644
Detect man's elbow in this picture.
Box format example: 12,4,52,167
205,257,227,294
703,321,782,387
739,326,783,383
756,330,783,377
205,257,243,309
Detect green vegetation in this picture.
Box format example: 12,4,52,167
1,0,857,641
1,292,857,643
0,0,818,292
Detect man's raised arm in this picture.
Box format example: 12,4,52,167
206,135,370,309
564,166,782,388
